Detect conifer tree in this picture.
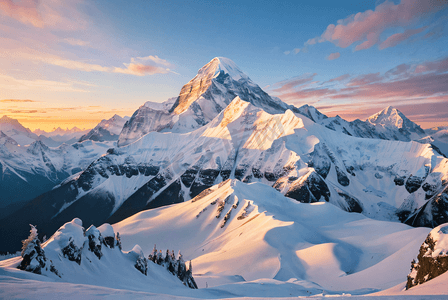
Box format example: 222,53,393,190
115,232,122,250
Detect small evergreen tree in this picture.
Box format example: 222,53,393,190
18,224,59,277
149,244,157,263
115,232,122,250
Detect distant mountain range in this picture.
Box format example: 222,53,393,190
1,57,446,255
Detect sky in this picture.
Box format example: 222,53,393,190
0,0,447,131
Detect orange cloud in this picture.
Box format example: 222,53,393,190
114,56,174,76
0,99,38,103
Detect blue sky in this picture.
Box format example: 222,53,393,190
0,0,447,130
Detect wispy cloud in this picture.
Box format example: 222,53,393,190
378,27,426,50
0,0,43,27
0,73,90,92
0,0,88,30
62,38,91,47
269,56,448,125
0,99,38,103
292,0,448,59
113,56,174,76
327,52,340,60
307,0,446,51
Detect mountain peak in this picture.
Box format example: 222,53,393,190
0,115,20,125
367,106,407,128
205,57,248,81
367,106,425,137
170,57,251,115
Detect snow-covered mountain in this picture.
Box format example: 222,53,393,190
117,57,289,146
0,115,38,145
79,114,130,142
0,138,114,220
2,95,446,254
0,179,436,298
316,106,427,142
0,57,447,299
418,126,448,158
34,126,86,137
34,127,90,147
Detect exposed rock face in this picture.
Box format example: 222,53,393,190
405,185,448,227
406,222,448,289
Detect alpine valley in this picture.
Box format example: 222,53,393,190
1,57,448,299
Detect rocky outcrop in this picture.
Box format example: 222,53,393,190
406,222,448,289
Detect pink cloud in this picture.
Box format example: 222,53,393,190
310,0,447,51
328,74,350,82
271,56,448,126
270,74,317,94
0,0,88,30
347,73,383,86
113,56,174,76
415,57,448,73
379,27,426,49
0,0,43,27
116,63,169,76
327,52,340,60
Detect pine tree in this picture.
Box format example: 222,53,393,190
18,224,59,277
115,232,122,250
177,250,186,280
148,244,157,263
157,250,164,265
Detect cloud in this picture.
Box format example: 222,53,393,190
379,27,426,49
306,0,447,51
284,51,291,55
113,56,174,76
293,48,301,54
0,0,43,27
415,56,448,73
327,74,350,82
270,56,448,125
63,38,91,47
0,73,90,92
347,73,382,86
0,99,38,103
0,0,88,30
327,52,340,60
0,47,175,76
270,73,317,94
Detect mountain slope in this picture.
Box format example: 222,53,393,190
0,139,114,219
2,95,446,254
113,179,430,292
117,57,289,146
0,115,38,145
317,106,427,142
79,114,130,142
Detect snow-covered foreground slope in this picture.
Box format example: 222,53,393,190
2,180,447,299
114,179,431,294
